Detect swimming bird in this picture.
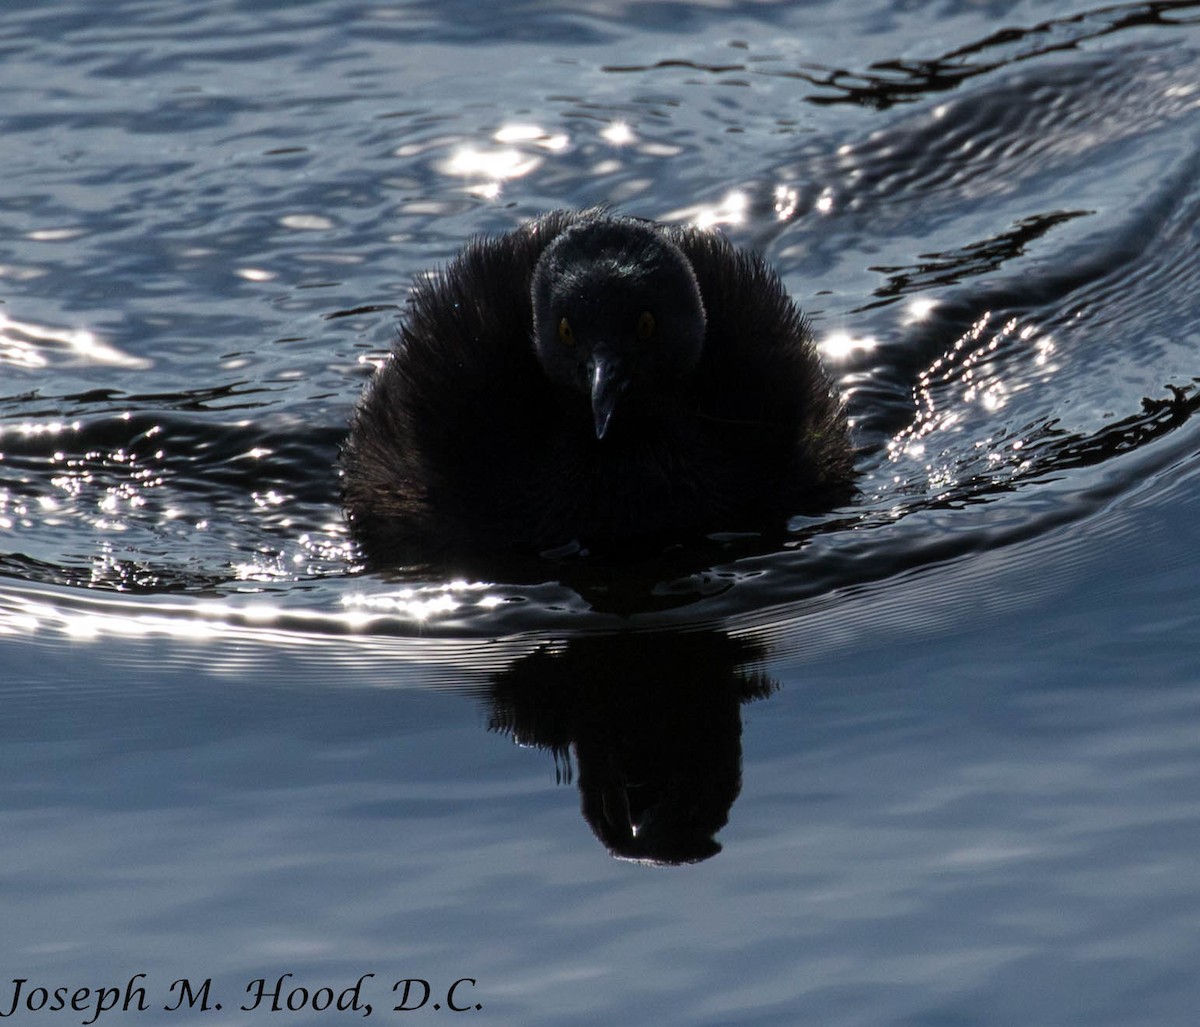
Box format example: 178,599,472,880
341,209,854,562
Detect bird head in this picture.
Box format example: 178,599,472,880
531,217,707,440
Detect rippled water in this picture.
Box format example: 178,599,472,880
3,1,1200,1024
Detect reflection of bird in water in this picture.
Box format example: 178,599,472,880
486,630,776,865
342,209,855,563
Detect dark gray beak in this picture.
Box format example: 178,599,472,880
589,353,627,440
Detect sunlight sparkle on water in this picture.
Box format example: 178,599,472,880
1,313,150,370
602,121,635,146
1034,333,1057,368
773,185,800,220
26,227,86,242
444,145,541,198
251,490,287,508
237,267,276,282
691,190,749,229
342,580,503,624
444,147,539,178
0,420,81,441
233,561,293,583
442,122,572,198
820,331,878,361
280,214,334,231
495,124,569,151
903,296,939,324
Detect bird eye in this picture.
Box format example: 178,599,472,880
558,317,574,346
636,310,656,342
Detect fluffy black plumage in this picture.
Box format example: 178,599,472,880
341,209,855,562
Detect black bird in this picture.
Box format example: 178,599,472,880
342,209,855,562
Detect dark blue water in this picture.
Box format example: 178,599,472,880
3,1,1200,1023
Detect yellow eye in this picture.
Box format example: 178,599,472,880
558,317,574,346
636,310,656,341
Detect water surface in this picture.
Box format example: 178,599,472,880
2,1,1200,1023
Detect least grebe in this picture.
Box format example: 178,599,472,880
342,209,854,561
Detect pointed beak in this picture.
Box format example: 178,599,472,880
589,353,627,440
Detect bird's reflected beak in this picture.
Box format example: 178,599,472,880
589,353,627,440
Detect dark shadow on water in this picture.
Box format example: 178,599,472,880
484,628,776,865
772,2,1200,110
355,525,838,617
858,210,1093,312
597,4,1200,113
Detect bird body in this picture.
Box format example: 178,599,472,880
342,209,854,562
